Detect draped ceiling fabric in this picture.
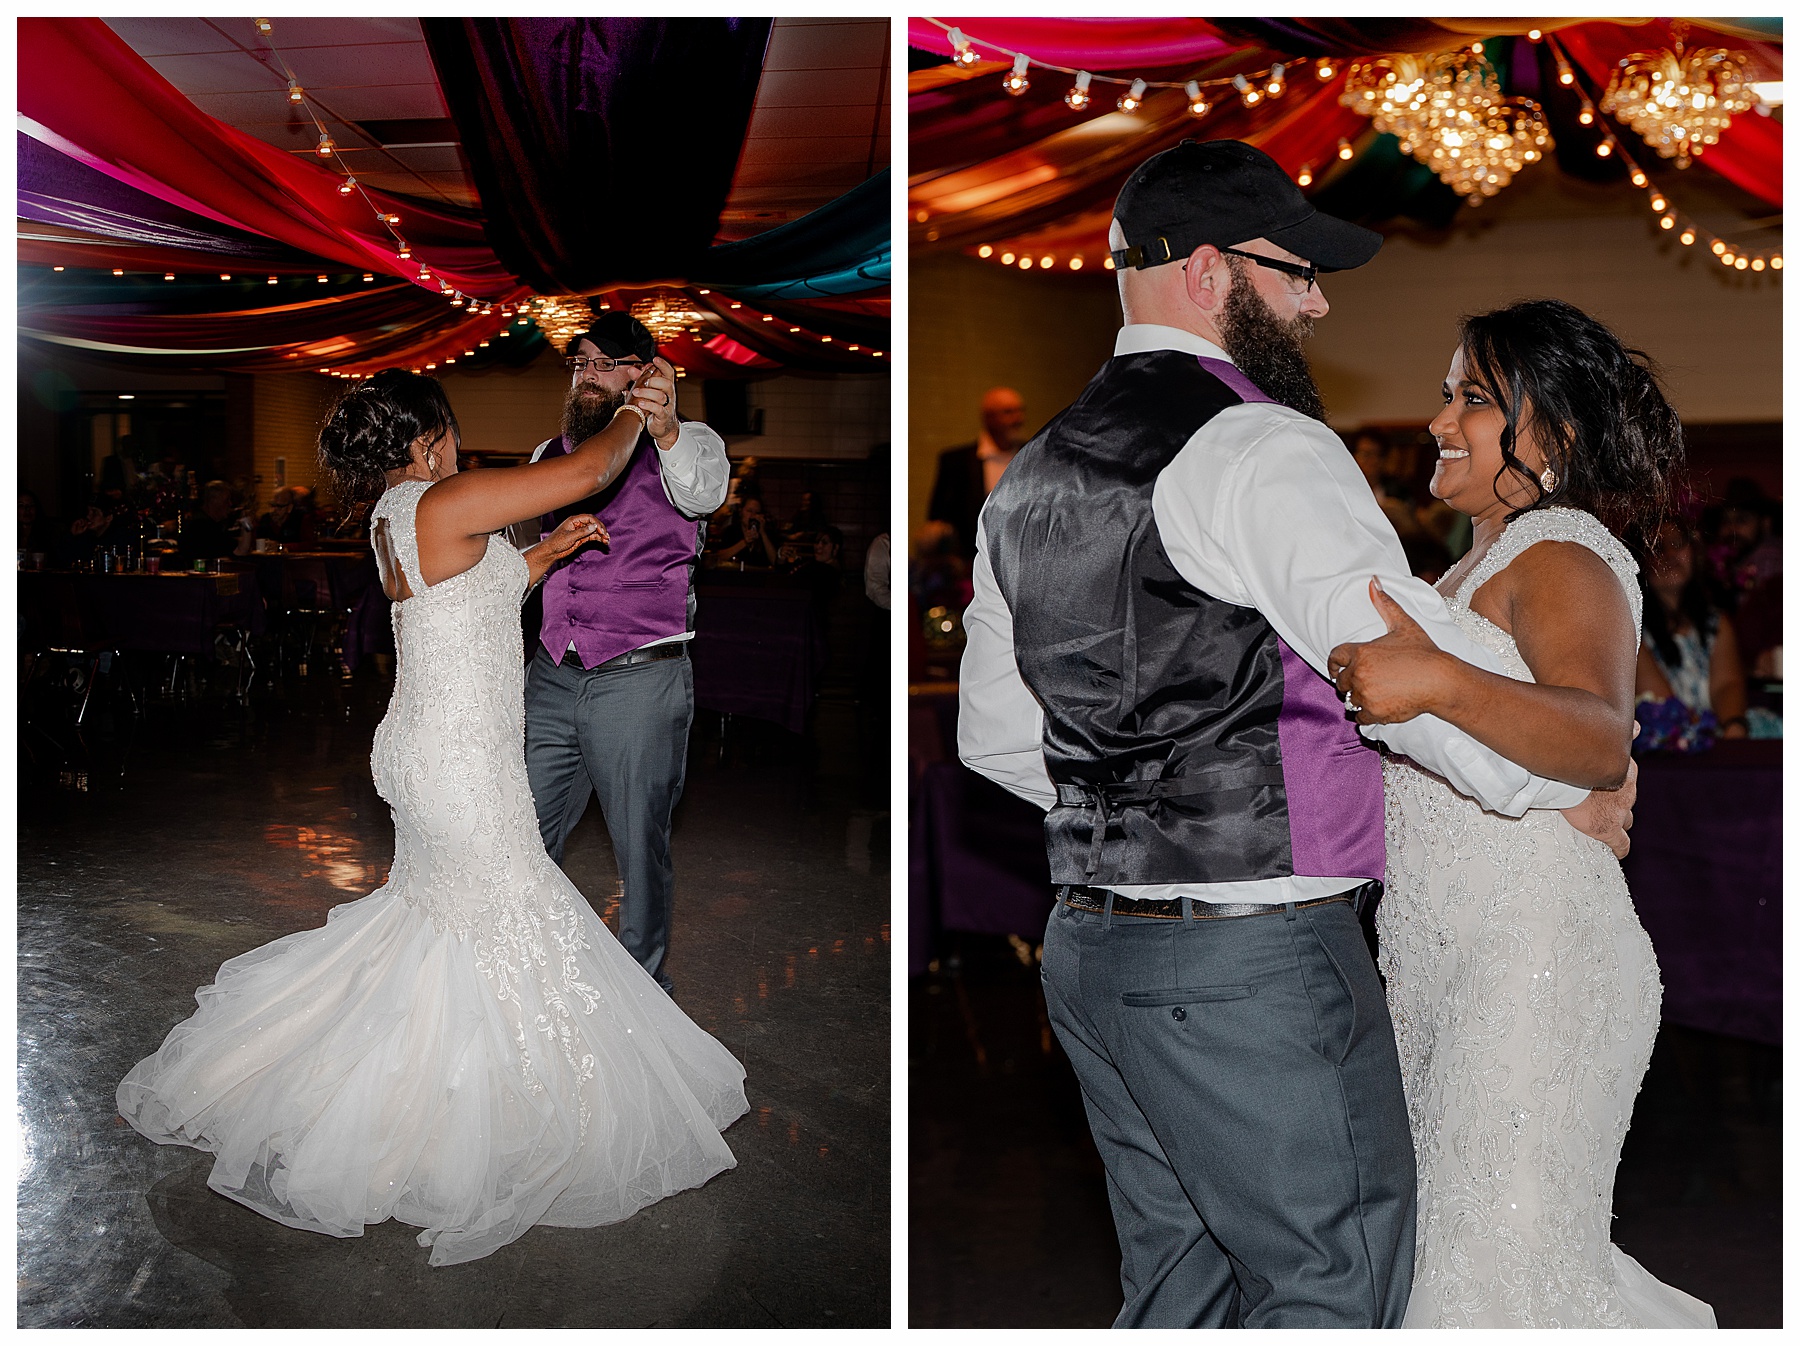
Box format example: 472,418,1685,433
909,17,1782,266
18,16,890,379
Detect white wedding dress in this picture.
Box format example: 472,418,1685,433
118,480,748,1265
1377,508,1715,1327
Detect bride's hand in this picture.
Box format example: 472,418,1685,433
1327,578,1452,724
542,513,608,561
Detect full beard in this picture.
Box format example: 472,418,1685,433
560,384,625,443
1217,264,1327,421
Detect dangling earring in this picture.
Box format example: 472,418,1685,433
425,452,439,479
1539,465,1558,493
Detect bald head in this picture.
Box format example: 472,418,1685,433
980,387,1026,450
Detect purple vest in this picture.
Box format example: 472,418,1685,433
536,433,701,668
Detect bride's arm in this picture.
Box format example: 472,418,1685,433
1331,541,1637,789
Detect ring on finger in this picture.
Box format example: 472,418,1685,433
1343,688,1362,714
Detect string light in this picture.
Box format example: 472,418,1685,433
219,272,231,280
948,27,979,67
1065,70,1092,111
254,17,271,33
315,134,334,157
1297,163,1314,187
1003,53,1030,96
1266,63,1286,98
163,272,175,280
1337,137,1354,161
1186,81,1211,118
1317,61,1337,81
1680,228,1696,245
112,268,124,276
1118,78,1147,113
1069,257,1084,270
1234,74,1262,108
1000,251,1015,265
268,275,278,284
337,177,356,196
1578,103,1595,126
978,245,993,258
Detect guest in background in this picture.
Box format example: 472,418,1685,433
19,490,58,558
1348,427,1424,542
1710,476,1781,595
726,455,762,511
864,532,891,611
910,518,971,613
709,496,781,569
53,497,124,569
785,525,844,627
786,490,830,545
255,487,316,546
1637,519,1748,743
178,480,253,564
927,386,1026,559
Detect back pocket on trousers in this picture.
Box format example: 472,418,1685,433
1121,986,1255,1007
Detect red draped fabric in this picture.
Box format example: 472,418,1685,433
19,18,524,299
908,18,1236,68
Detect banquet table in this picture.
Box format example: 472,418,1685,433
248,550,389,671
1620,740,1782,1045
690,578,822,734
19,569,264,654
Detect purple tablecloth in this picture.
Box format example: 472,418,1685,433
690,584,820,734
1620,741,1781,1045
915,759,1053,949
20,571,264,654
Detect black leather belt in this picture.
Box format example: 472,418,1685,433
1058,880,1381,921
561,642,687,671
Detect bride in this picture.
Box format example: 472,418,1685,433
118,366,748,1266
1330,299,1715,1328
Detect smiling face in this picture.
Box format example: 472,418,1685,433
1427,346,1547,526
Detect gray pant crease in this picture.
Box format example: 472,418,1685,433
1040,896,1416,1328
524,644,693,993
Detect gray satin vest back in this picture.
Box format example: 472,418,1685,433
982,349,1384,887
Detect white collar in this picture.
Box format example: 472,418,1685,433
1113,324,1232,364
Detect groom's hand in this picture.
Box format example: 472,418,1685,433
1327,578,1451,724
1561,752,1637,858
628,357,681,449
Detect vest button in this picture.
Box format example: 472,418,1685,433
1171,1006,1187,1022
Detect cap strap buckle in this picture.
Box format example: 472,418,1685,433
1109,237,1174,271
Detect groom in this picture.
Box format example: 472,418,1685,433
959,139,1634,1327
519,312,730,995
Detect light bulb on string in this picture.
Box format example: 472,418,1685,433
287,81,304,104
1528,29,1543,41
1234,74,1262,108
1595,139,1613,157
948,27,978,67
1317,60,1337,81
1266,63,1286,98
1069,257,1084,270
1337,137,1355,161
1660,214,1676,229
316,134,334,157
383,213,400,225
1751,258,1765,271
363,273,374,282
1118,78,1147,113
267,275,278,284
1650,195,1667,212
254,17,271,33
337,177,357,196
1735,256,1749,269
978,245,994,258
1630,168,1648,187
164,272,175,281
1065,70,1092,111
1578,104,1595,126
1186,81,1211,117
1297,163,1314,187
1770,256,1782,270
1680,228,1696,245
1711,239,1728,255
1003,53,1030,96
1000,251,1015,265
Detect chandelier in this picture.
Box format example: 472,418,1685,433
528,297,593,353
1600,30,1759,169
629,294,709,346
1342,50,1552,205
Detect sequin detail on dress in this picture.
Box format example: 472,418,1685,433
1377,507,1713,1327
118,479,747,1265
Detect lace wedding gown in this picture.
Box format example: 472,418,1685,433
1377,508,1715,1328
118,480,748,1265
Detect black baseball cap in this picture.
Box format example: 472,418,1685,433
573,310,657,362
1112,138,1382,273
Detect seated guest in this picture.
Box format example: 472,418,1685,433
786,490,829,543
785,526,844,625
1637,520,1749,745
255,487,315,546
19,490,58,558
709,497,781,568
53,497,122,569
177,480,253,564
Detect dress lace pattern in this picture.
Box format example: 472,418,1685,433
118,480,747,1265
1377,508,1714,1327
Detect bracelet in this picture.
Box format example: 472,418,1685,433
617,403,649,429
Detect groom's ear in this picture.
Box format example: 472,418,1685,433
1184,244,1227,314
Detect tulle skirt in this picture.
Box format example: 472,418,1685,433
118,880,748,1266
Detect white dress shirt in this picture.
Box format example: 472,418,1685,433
517,419,731,652
958,323,1586,904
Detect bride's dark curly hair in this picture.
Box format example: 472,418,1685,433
317,369,459,497
1457,298,1684,549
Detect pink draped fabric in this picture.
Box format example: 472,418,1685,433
908,18,1236,68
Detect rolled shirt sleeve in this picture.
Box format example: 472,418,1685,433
1152,402,1587,815
657,421,731,518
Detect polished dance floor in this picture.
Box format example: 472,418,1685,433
19,661,889,1328
910,933,1781,1328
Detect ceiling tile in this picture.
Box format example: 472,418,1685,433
744,105,878,141
747,68,883,108
102,18,240,56
763,21,889,71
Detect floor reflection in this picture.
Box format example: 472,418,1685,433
19,675,889,1327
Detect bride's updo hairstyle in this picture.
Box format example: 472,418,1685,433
318,369,459,497
1457,298,1683,544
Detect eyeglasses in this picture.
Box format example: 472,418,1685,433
1217,247,1318,292
564,355,645,374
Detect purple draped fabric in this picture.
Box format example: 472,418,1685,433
421,19,773,293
